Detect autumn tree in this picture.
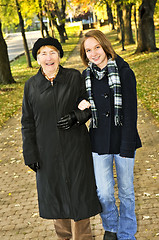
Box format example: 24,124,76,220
115,0,125,50
70,0,97,21
32,0,68,43
0,0,33,67
15,0,32,67
0,21,15,84
133,3,138,44
37,0,50,38
136,0,158,53
122,2,135,45
106,1,115,30
96,0,115,30
45,0,67,43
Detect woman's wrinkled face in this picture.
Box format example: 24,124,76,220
84,37,108,69
37,46,60,75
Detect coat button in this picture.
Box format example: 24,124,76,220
105,111,110,117
104,93,109,99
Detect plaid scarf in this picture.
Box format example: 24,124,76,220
84,59,122,128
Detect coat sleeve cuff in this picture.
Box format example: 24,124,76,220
73,108,92,125
23,151,39,165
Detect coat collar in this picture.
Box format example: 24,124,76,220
36,65,66,93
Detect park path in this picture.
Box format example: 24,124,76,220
6,31,42,62
0,40,159,240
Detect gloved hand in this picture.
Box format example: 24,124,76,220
28,162,40,172
57,111,77,130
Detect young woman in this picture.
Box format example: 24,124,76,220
79,30,142,240
21,37,101,240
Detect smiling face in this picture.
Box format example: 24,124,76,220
37,46,60,77
84,37,108,69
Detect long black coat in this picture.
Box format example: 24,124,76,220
21,66,101,220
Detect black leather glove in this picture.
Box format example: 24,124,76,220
28,162,40,172
57,111,77,130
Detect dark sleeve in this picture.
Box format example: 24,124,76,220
120,68,138,158
74,108,92,125
21,82,40,165
76,71,89,105
74,71,91,124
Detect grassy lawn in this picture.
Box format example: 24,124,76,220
0,24,159,128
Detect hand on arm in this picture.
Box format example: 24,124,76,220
57,108,92,130
57,112,77,130
78,99,91,110
57,74,91,130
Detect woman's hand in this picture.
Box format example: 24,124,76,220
57,112,77,130
78,100,91,110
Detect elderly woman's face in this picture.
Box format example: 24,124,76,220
37,46,60,74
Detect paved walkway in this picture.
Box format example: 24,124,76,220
6,31,42,62
0,42,159,240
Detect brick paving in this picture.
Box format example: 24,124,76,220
0,42,159,240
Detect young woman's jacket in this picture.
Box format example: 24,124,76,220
82,55,142,158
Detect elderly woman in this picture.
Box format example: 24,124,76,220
21,37,101,240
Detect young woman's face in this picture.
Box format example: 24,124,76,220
84,37,108,69
37,46,60,75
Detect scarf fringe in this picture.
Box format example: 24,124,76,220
114,115,122,126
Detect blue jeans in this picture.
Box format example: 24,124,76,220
92,153,137,240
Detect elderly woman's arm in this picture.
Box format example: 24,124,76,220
57,72,92,130
57,108,92,130
21,82,40,168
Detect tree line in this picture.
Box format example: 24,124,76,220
0,0,158,84
98,0,158,53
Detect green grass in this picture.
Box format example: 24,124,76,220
0,25,81,128
0,24,159,128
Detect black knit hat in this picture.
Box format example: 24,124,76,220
32,37,64,60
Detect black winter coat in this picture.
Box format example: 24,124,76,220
21,66,101,220
83,55,142,158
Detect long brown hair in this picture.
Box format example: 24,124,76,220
80,30,116,66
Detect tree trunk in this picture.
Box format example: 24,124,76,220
38,13,44,38
49,20,55,38
106,2,115,30
56,24,67,43
136,0,158,53
48,10,67,43
116,10,121,41
15,0,32,67
123,4,135,45
37,13,50,38
0,21,15,84
55,0,68,42
133,5,138,45
51,0,67,43
38,0,45,38
116,1,125,51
